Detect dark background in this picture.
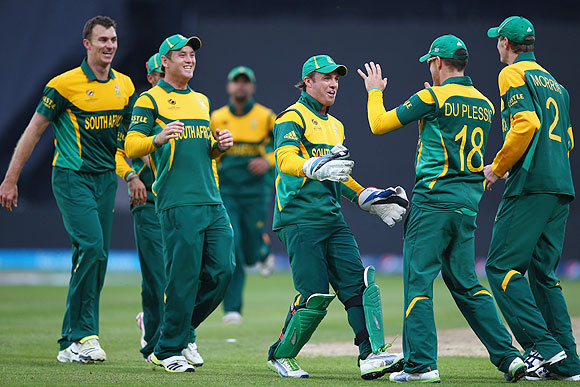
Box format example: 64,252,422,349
1,0,579,260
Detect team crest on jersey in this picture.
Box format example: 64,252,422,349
86,90,94,97
312,118,322,131
168,99,176,105
114,85,121,97
284,131,299,140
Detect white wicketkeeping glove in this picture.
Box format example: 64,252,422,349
358,186,409,227
302,144,354,182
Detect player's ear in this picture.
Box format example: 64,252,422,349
83,39,90,50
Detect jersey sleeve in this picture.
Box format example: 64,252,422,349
491,67,541,176
35,83,68,121
264,109,277,167
367,89,434,134
122,89,138,126
274,110,307,176
115,147,135,180
341,176,365,203
129,94,157,136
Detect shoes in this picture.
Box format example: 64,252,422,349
223,311,242,325
267,357,309,378
390,369,441,383
57,342,80,363
182,342,204,367
504,357,526,382
136,312,147,348
56,336,106,363
525,349,567,372
258,254,275,277
360,350,404,380
525,366,580,381
77,335,107,363
151,353,194,373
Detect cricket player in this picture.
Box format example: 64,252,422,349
266,54,408,380
358,35,526,383
210,66,277,325
125,34,234,373
0,15,137,363
484,16,580,381
116,53,203,366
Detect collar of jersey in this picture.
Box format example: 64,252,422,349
298,91,329,120
228,98,254,116
440,76,473,87
157,78,193,94
81,58,115,82
513,52,536,64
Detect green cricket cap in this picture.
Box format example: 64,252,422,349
227,66,256,83
159,34,202,57
487,16,535,44
302,55,347,79
146,53,163,74
419,34,469,62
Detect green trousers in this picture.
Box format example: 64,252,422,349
268,222,372,360
402,205,521,374
154,204,235,359
486,193,580,376
52,167,116,350
221,194,271,314
131,201,165,358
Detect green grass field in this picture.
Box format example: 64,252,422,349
1,273,579,386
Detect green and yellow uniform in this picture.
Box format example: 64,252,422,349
116,136,165,359
366,74,522,374
125,78,234,360
268,90,377,360
485,51,579,376
210,99,276,314
35,58,137,350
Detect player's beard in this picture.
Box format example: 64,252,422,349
234,95,249,104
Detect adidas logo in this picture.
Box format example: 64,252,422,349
457,41,463,46
527,27,532,32
284,131,299,140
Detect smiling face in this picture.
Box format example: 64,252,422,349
162,45,196,84
84,25,117,68
305,70,340,107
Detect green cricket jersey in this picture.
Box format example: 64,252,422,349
210,99,276,197
36,59,137,173
128,79,222,211
491,52,574,198
368,76,494,213
273,91,362,230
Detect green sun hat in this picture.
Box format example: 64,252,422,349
419,34,469,62
159,34,202,57
487,16,535,44
302,55,347,79
146,53,163,74
227,66,256,83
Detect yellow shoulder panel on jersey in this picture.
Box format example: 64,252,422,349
134,92,156,109
498,65,526,97
276,110,303,125
47,67,134,112
416,89,436,104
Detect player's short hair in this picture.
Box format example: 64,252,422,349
295,71,315,91
441,48,468,71
83,16,117,41
507,36,535,54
